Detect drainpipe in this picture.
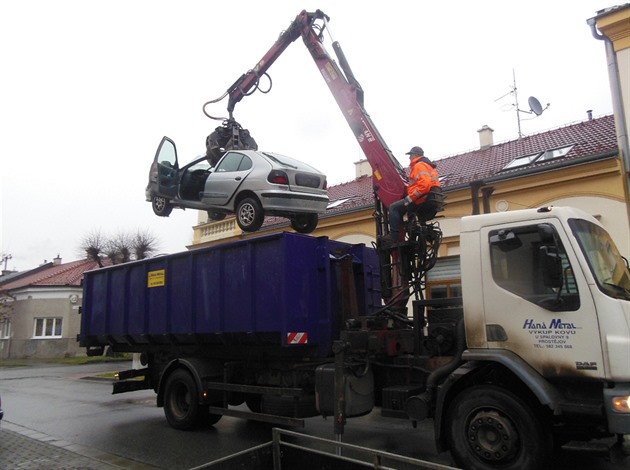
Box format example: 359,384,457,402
588,17,630,227
481,187,495,214
470,181,483,215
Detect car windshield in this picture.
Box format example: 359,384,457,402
568,218,630,300
262,152,321,173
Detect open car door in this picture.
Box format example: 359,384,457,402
154,137,179,199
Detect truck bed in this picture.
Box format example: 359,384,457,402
80,232,381,358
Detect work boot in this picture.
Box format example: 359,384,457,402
379,233,396,248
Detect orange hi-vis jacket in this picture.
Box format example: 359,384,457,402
407,156,440,205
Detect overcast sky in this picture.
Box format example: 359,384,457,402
0,0,615,271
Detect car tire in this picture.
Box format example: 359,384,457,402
152,195,173,217
236,197,264,232
207,211,226,221
290,213,318,234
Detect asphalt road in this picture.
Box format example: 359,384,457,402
1,361,628,469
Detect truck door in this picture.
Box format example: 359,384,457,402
479,220,605,380
154,137,179,199
202,151,254,207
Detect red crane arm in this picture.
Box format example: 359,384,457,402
223,10,408,208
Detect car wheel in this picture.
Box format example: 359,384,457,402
152,196,173,217
206,211,226,221
445,385,552,470
290,213,318,234
236,197,264,232
163,369,205,430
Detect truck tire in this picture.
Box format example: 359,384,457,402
445,385,551,470
164,369,207,430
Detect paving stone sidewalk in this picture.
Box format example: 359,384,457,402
0,421,158,470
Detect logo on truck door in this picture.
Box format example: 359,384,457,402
523,318,580,350
148,269,166,288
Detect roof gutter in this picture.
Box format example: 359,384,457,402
587,15,630,219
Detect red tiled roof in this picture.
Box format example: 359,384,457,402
217,115,619,230
0,259,105,289
436,115,617,187
261,115,617,228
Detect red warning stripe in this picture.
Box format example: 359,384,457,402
287,332,308,344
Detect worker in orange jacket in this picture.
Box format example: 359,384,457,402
387,146,441,242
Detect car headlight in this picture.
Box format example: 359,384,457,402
612,396,630,413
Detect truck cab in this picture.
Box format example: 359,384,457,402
441,206,630,467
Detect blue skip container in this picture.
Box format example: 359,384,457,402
80,232,381,358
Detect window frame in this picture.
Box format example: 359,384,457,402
0,319,11,339
33,317,63,339
488,223,580,311
502,144,574,170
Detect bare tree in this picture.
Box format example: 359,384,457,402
134,229,159,260
80,230,106,267
79,229,160,265
106,232,134,264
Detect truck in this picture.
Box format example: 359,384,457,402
79,10,630,470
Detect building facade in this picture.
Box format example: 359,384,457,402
0,258,100,359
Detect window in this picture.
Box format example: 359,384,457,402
489,224,580,311
215,153,245,172
238,156,253,171
503,153,541,169
327,197,353,209
537,145,574,162
33,317,62,338
502,145,574,170
569,218,630,300
0,319,11,339
426,281,462,299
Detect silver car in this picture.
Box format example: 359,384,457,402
146,137,329,233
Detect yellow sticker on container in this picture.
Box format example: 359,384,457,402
374,170,382,180
148,269,165,288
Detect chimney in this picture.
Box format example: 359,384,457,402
53,254,62,265
477,125,494,150
354,159,372,178
587,110,593,120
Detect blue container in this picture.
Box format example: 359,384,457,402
80,233,381,358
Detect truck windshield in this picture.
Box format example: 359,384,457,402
569,218,630,300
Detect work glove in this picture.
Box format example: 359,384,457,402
403,196,412,206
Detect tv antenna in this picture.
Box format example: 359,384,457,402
1,253,12,271
495,69,550,138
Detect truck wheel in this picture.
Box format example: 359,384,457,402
445,385,551,470
236,197,264,232
290,213,318,234
164,369,205,430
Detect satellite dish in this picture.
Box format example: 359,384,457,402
528,96,544,116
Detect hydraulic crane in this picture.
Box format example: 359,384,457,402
202,10,444,306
